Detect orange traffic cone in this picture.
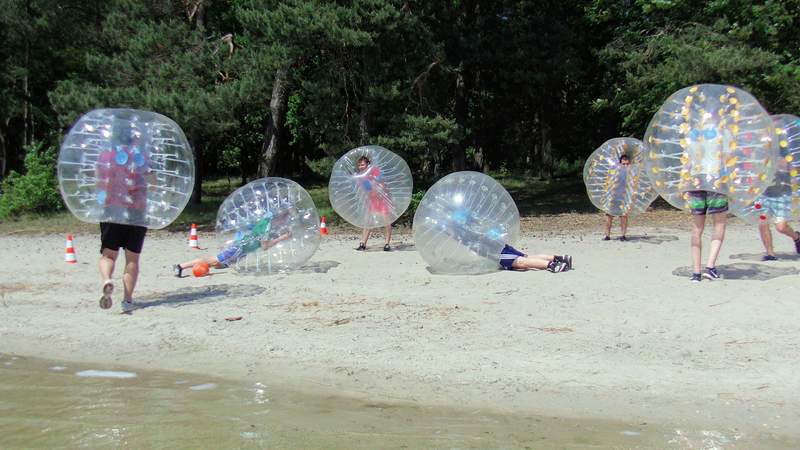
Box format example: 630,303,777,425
189,223,199,249
320,216,329,236
65,234,77,264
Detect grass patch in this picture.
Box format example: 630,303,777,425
0,174,613,235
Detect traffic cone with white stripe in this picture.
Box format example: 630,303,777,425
320,216,329,236
189,223,199,249
65,234,77,264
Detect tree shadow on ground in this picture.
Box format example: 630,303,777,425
135,284,266,309
294,260,340,274
619,234,679,245
729,252,800,262
507,178,678,216
672,263,799,281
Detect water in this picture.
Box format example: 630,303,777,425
0,354,795,449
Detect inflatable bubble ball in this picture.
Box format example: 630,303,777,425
215,178,320,274
583,138,658,216
730,114,800,224
643,84,776,210
328,145,413,229
58,108,195,229
413,171,520,274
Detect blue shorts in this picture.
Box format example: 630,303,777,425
216,246,240,266
499,245,526,270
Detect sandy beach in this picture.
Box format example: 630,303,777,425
2,212,799,443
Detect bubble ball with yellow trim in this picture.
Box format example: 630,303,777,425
729,114,800,224
582,138,659,217
643,84,777,210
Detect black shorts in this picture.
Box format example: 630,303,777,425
100,223,147,254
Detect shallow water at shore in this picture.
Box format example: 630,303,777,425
0,354,795,449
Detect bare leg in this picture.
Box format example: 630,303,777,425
180,256,221,270
98,248,118,308
122,250,140,301
361,228,371,246
774,221,798,240
706,212,726,269
758,222,774,256
604,215,612,238
99,248,118,282
620,215,629,237
384,224,392,246
511,255,553,270
691,214,706,274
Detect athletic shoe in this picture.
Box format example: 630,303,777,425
761,255,778,261
99,280,114,309
547,260,568,273
602,236,610,241
703,267,721,280
556,255,573,271
690,273,702,283
121,299,136,314
173,264,183,277
356,242,366,251
383,244,392,252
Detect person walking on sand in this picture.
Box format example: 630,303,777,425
687,190,728,282
96,125,149,313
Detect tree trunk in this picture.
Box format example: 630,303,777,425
190,136,203,204
533,109,553,179
451,65,468,172
358,101,371,145
22,0,31,148
258,67,291,177
0,128,6,179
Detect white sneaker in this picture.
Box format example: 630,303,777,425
99,280,114,309
120,299,136,314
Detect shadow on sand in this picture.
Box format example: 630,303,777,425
608,235,679,245
135,284,266,309
294,260,341,274
672,263,799,281
729,252,800,262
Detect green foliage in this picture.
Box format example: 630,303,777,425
0,140,62,219
552,158,583,178
397,189,426,226
305,155,336,179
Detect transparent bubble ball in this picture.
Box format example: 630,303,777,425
413,171,520,274
583,138,658,216
215,178,320,274
730,114,800,224
643,84,776,210
329,145,413,228
58,108,195,229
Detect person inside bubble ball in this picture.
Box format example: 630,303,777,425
688,190,728,283
173,208,295,277
756,160,800,261
96,121,150,313
354,155,393,252
602,154,631,241
500,245,572,273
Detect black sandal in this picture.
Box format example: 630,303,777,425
356,242,366,251
383,244,391,252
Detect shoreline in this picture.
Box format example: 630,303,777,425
2,219,799,441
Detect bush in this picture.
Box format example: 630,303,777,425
552,158,583,178
397,189,426,226
0,141,63,219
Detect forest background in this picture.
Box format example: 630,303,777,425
1,0,799,227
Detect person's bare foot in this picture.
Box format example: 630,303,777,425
99,280,114,309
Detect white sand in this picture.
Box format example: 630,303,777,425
1,220,799,438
